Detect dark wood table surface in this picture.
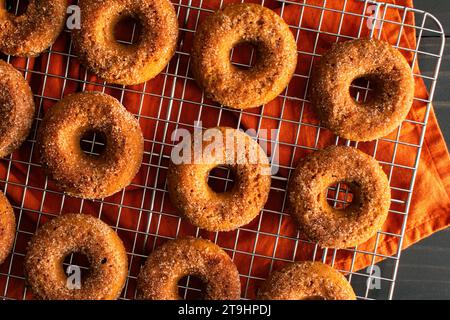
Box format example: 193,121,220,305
377,0,450,300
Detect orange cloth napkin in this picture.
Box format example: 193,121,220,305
0,0,449,299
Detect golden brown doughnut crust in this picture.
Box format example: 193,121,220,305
72,0,179,85
310,39,415,142
37,92,144,199
0,0,67,57
258,262,356,300
0,192,15,265
191,3,298,109
24,214,128,300
288,146,391,249
167,127,271,232
137,238,241,300
0,60,35,158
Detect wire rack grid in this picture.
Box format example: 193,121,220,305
0,0,445,300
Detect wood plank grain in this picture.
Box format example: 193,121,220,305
394,228,450,300
418,39,450,145
414,0,450,35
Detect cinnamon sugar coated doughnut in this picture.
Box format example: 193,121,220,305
288,146,391,248
73,0,179,85
24,214,128,300
0,0,67,56
259,262,356,300
191,3,298,109
137,238,241,300
167,127,271,232
310,38,415,141
37,92,144,199
0,60,35,158
0,192,15,265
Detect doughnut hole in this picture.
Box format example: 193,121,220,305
207,165,237,193
5,0,29,16
350,72,399,109
63,252,91,285
326,181,361,211
113,14,143,46
349,76,382,104
80,130,107,156
178,275,207,300
230,41,260,70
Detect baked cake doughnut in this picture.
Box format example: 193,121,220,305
0,191,15,265
0,60,35,158
37,92,144,199
0,0,67,56
288,146,391,248
72,0,179,85
137,238,241,300
167,127,271,232
310,38,415,141
191,3,298,109
24,214,128,300
259,262,356,300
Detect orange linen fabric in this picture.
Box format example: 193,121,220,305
0,0,449,299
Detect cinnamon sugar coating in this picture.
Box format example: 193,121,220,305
191,3,298,109
0,192,15,265
0,0,67,57
167,127,271,232
310,38,415,142
24,214,128,300
137,238,241,300
258,262,356,300
0,60,35,157
37,92,144,199
72,0,179,85
288,146,391,249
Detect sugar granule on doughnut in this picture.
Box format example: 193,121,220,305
37,92,144,199
167,127,272,232
0,191,15,265
310,38,415,142
72,0,179,85
191,3,298,109
24,214,128,300
288,146,391,249
258,261,356,300
0,0,67,56
0,60,35,158
137,238,241,300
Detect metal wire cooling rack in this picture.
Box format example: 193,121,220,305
0,0,445,300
